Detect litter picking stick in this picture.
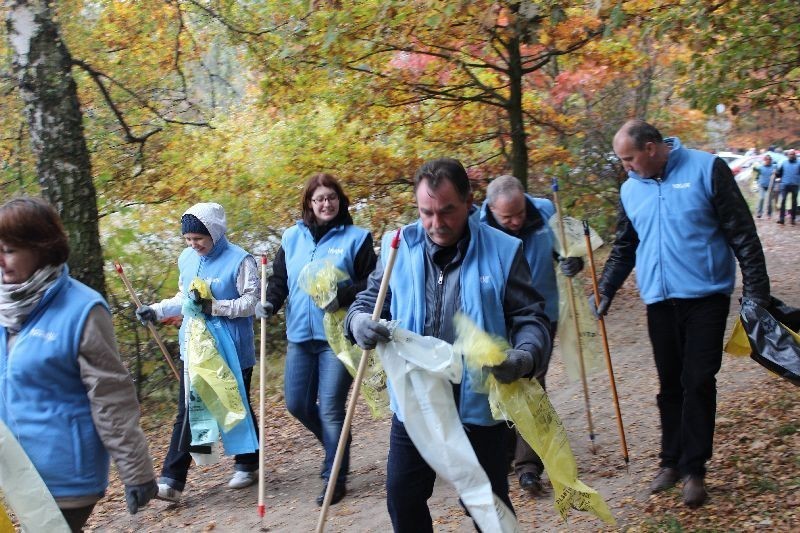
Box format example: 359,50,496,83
582,221,630,469
113,261,180,381
258,255,268,519
316,228,402,533
551,179,596,454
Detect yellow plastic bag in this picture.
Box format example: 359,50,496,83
300,261,389,418
724,318,751,357
0,502,12,532
186,278,246,432
454,314,615,525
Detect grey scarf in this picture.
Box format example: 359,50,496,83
0,264,62,333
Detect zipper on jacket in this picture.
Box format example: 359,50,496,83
433,266,448,337
655,178,668,298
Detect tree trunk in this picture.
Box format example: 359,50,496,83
6,0,105,296
506,33,530,190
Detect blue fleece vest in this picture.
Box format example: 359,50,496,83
0,268,110,498
383,216,520,426
178,236,256,368
620,138,736,304
779,159,800,186
282,222,370,343
756,163,775,188
479,195,558,322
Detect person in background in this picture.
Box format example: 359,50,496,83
751,154,776,219
256,173,377,506
480,174,583,496
592,120,770,508
0,197,157,532
345,158,552,531
774,149,799,225
137,202,260,502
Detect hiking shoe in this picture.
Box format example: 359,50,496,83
228,470,258,489
776,219,785,225
156,483,182,503
649,467,680,493
316,482,346,507
682,475,708,508
519,471,544,496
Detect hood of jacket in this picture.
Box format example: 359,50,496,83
184,202,226,245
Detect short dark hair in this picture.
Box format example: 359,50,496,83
0,196,70,267
301,173,352,226
623,119,664,150
413,158,471,200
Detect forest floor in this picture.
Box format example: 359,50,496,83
88,217,799,532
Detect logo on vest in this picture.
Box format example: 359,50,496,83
480,275,491,284
672,182,691,189
29,328,57,342
203,277,221,284
327,247,344,256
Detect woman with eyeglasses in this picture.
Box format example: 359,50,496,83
256,173,376,506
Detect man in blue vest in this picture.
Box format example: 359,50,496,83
480,174,583,496
591,120,770,508
345,158,553,532
775,149,800,225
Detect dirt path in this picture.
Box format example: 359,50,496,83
87,219,798,532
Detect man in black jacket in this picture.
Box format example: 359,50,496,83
591,120,770,508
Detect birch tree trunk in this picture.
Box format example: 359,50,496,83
6,0,105,296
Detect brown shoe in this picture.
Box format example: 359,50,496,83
649,467,680,493
682,475,708,508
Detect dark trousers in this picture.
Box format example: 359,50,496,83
161,364,259,489
646,294,730,477
386,415,513,533
60,504,95,532
778,183,798,222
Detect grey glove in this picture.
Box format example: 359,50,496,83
135,305,156,325
488,349,534,384
559,256,584,277
125,479,158,514
324,297,340,314
350,312,391,350
188,289,212,315
741,295,771,309
588,293,612,318
255,302,274,319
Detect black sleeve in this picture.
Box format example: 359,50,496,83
343,256,392,342
710,158,770,300
775,163,783,178
337,233,378,308
265,246,289,311
504,248,554,378
597,201,638,298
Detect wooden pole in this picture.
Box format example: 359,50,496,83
316,229,402,532
582,221,630,468
550,179,596,454
258,255,268,518
113,261,180,381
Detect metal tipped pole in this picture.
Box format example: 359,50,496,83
113,261,180,381
316,228,402,532
582,221,630,470
258,255,268,518
551,179,596,454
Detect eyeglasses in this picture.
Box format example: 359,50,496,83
311,194,339,205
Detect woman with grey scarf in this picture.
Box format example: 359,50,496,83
0,197,157,532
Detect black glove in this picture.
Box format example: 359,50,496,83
255,302,274,319
559,256,584,277
488,349,534,384
588,293,612,318
350,312,391,350
135,305,156,325
324,297,340,314
188,289,212,314
125,479,158,514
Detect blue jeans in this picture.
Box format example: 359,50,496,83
756,186,772,216
285,340,353,485
386,415,513,532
